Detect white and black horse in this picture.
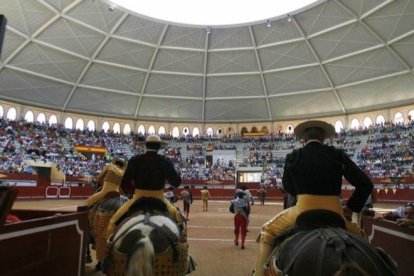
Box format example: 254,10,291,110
104,197,194,276
266,210,398,276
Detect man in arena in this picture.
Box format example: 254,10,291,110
200,186,211,212
164,186,177,204
106,135,183,237
180,185,193,220
257,186,267,205
254,120,374,276
231,191,250,249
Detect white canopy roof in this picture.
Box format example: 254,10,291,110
0,0,413,123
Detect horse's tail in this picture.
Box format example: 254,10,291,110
126,236,155,276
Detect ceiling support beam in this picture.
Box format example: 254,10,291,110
249,26,272,121
63,12,129,110
264,63,319,74
322,44,384,64
307,19,357,39
336,70,409,89
32,39,90,61
201,27,210,122
360,0,396,20
335,0,414,78
134,24,169,118
0,10,61,71
5,65,74,85
292,16,347,114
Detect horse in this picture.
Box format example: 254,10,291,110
87,191,129,269
266,209,398,276
104,197,194,276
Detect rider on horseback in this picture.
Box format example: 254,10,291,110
84,157,126,207
255,120,374,276
104,135,193,275
106,135,184,238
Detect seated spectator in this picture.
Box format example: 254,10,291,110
396,203,414,227
379,202,414,221
380,202,414,227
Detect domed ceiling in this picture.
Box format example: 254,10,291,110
0,0,413,123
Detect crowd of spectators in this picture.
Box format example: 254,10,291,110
357,131,413,178
0,118,413,184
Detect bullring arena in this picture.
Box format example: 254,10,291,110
9,198,402,276
1,0,414,275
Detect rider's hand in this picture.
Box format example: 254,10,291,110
396,218,414,227
342,206,353,222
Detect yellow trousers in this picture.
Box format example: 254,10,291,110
84,182,119,207
255,195,363,276
106,189,183,239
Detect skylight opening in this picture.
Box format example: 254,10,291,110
106,0,321,27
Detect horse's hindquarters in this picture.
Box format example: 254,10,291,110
89,196,128,262
107,209,190,276
106,242,189,276
155,242,189,275
105,249,128,276
93,212,114,261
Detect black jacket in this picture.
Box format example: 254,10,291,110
282,141,373,212
121,151,181,194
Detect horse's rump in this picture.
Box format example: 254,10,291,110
105,197,189,276
267,210,398,276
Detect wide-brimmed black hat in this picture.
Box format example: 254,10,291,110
294,120,335,139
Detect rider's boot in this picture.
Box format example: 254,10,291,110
95,261,102,271
85,255,93,264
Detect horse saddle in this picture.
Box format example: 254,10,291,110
116,197,171,226
268,210,398,276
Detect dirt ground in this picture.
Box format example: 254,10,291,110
13,199,398,276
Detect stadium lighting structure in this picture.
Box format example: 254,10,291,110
266,19,272,28
108,4,116,11
106,0,319,26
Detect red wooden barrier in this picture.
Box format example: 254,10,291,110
0,206,88,276
363,216,414,276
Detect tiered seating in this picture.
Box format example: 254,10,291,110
0,118,413,182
